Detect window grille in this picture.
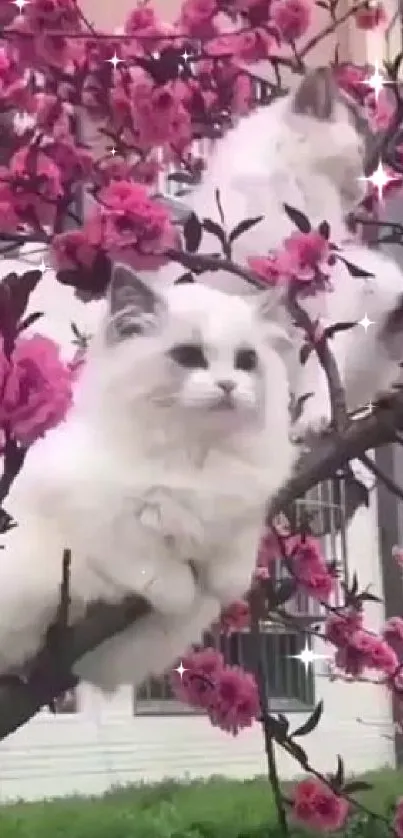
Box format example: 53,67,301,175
133,477,348,715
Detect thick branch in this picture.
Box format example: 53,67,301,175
0,390,401,740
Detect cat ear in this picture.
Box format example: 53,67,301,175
291,67,337,121
106,263,165,343
254,291,293,353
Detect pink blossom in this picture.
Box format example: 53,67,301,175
287,535,335,602
171,647,224,708
220,600,250,634
125,3,160,35
271,0,312,41
208,666,259,735
34,93,72,139
10,147,63,201
124,3,179,58
248,254,293,285
335,63,370,103
23,0,80,30
335,629,398,678
364,89,395,132
0,334,73,446
206,29,277,62
178,0,217,37
283,230,331,281
0,46,28,108
292,778,349,832
129,78,192,150
325,609,363,648
383,617,403,642
86,180,177,270
51,230,99,271
394,798,403,838
171,648,259,734
355,1,386,29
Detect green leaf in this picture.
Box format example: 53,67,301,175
292,700,324,737
323,321,358,340
343,780,373,794
333,755,345,791
338,257,375,279
183,213,202,253
229,216,264,243
283,204,311,233
299,343,312,365
202,218,227,248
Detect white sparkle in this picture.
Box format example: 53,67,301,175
110,147,117,156
358,313,375,332
182,49,191,63
106,52,123,70
363,59,390,102
359,160,398,203
288,641,332,674
13,0,28,12
174,661,187,679
152,51,160,60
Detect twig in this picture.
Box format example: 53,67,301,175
286,290,349,433
249,588,289,837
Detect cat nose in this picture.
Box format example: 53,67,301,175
216,379,236,395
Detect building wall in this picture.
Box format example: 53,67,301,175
0,0,399,803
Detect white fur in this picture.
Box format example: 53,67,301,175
158,88,403,433
1,279,296,692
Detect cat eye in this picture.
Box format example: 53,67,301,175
168,343,208,369
235,347,258,371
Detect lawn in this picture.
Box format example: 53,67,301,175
0,769,401,838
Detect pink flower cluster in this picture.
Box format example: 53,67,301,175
0,334,73,446
325,609,399,679
74,180,177,271
249,229,333,290
292,778,349,832
220,600,250,634
171,648,259,735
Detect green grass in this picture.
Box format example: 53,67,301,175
0,769,401,838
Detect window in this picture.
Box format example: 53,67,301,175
133,478,348,715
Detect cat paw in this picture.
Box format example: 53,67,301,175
143,561,197,616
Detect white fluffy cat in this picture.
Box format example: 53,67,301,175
158,67,403,436
1,264,296,692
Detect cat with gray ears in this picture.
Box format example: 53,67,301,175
159,66,403,437
1,265,296,692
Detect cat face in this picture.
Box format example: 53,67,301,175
102,265,290,434
289,67,368,211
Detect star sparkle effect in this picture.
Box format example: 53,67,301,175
288,640,332,674
13,0,28,12
359,159,398,203
358,313,375,332
106,52,123,70
174,661,187,679
363,59,392,102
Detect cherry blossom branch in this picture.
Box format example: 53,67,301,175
249,587,290,837
285,290,349,433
